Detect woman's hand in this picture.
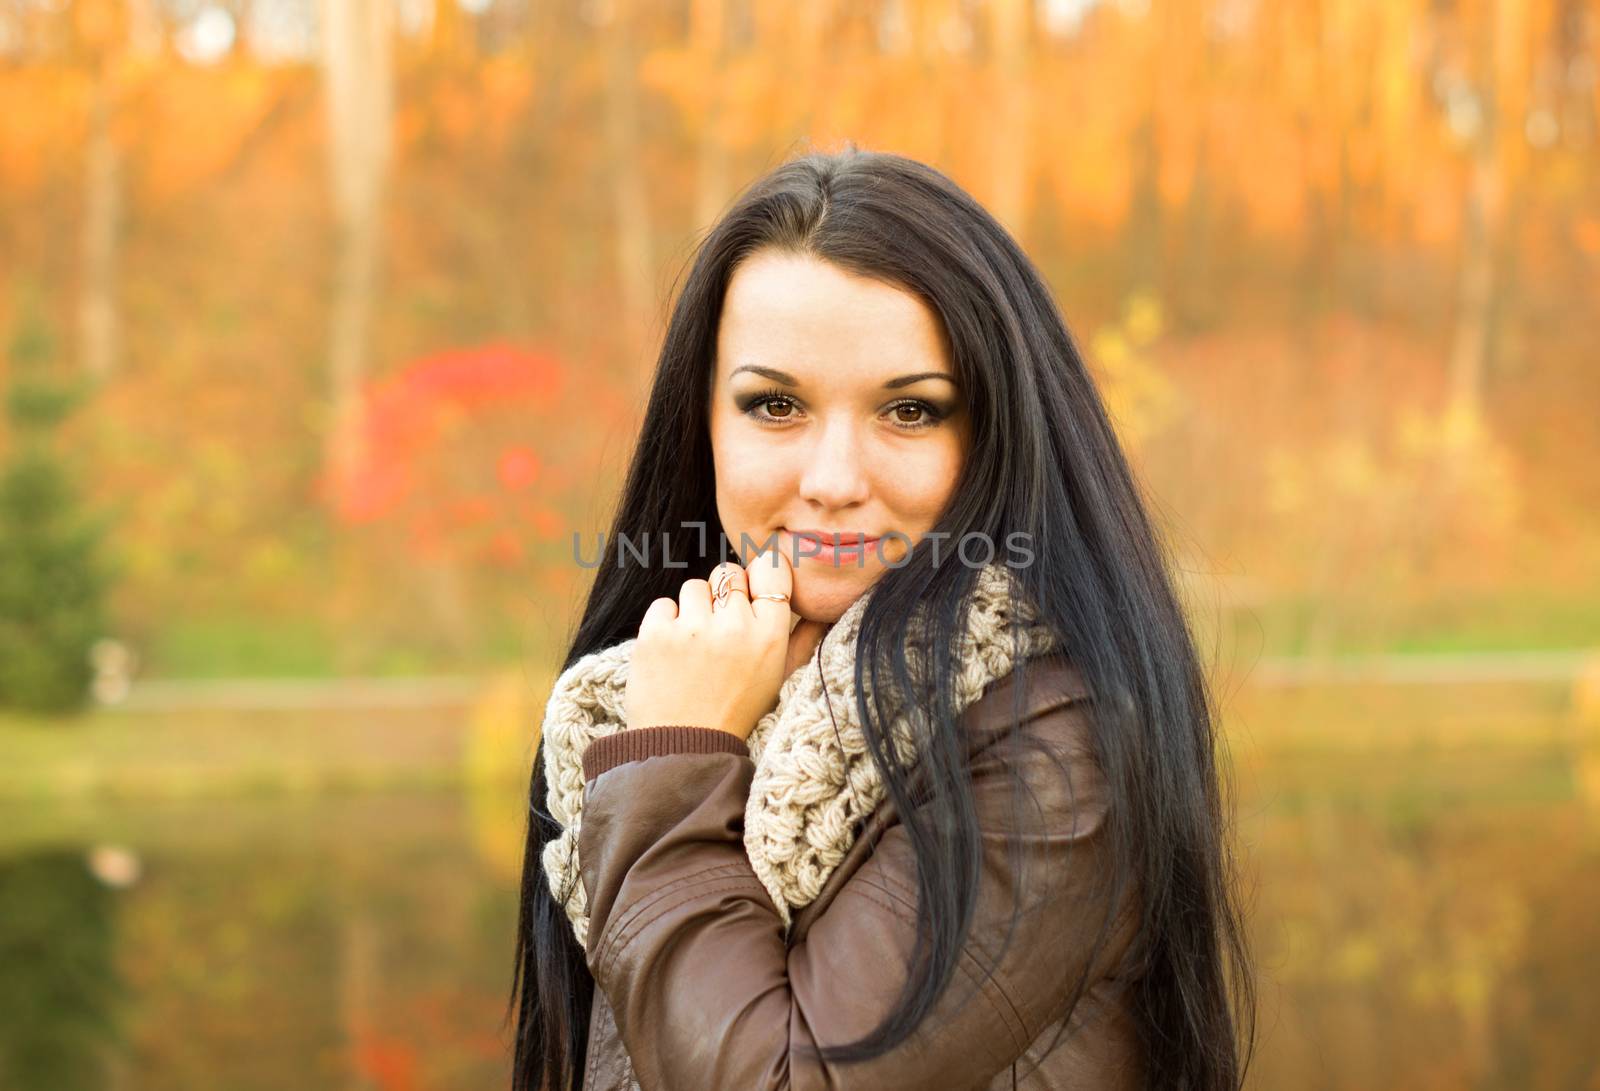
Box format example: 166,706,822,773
625,548,814,742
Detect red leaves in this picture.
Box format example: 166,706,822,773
324,343,569,568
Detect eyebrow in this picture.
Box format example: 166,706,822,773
729,364,958,390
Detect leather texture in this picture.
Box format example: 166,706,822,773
575,652,1144,1090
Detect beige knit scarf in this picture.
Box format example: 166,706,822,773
540,561,1059,951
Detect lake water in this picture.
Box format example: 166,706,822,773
2,678,1596,1089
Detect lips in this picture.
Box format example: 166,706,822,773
784,528,881,547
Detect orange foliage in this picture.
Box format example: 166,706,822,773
0,71,90,191
139,65,284,201
0,0,1593,660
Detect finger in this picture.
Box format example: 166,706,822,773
744,546,793,630
677,578,712,625
709,561,751,623
639,596,677,635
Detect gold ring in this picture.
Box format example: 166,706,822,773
711,568,747,610
751,593,790,603
714,586,750,609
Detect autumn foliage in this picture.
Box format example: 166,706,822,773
0,0,1593,670
320,343,568,570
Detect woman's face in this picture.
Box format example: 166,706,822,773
708,249,971,623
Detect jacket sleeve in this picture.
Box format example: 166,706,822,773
576,664,1140,1090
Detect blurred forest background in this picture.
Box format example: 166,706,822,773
1,0,1595,683
1,1,1598,1089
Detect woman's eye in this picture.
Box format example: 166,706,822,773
742,394,796,421
885,400,944,430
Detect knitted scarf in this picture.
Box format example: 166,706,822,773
540,561,1059,952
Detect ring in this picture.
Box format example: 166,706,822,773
714,585,750,610
751,593,790,604
711,567,747,610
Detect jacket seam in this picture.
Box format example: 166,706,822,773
598,875,774,984
857,862,919,908
601,860,752,942
592,862,753,969
967,690,1092,764
845,878,1031,1058
599,875,773,981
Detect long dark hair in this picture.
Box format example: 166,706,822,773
508,144,1255,1090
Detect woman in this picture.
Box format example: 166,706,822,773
510,146,1254,1090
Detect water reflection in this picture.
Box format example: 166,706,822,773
1230,679,1600,1089
0,793,516,1090
0,850,123,1090
0,678,1596,1089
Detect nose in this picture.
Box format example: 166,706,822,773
796,415,870,511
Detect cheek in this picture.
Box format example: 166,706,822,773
710,416,788,518
880,435,964,522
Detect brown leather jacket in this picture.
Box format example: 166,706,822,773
575,653,1144,1090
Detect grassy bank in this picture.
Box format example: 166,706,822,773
0,704,480,802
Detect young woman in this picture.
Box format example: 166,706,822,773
510,146,1254,1090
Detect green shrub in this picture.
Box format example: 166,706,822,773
0,311,114,714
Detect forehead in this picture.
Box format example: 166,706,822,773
715,250,952,381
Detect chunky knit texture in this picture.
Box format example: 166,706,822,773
540,561,1059,951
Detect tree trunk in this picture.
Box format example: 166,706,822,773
1447,0,1510,438
319,0,394,489
80,64,120,382
340,914,379,1091
986,0,1031,238
691,0,732,233
604,0,654,369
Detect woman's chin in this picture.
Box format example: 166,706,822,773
791,565,884,623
